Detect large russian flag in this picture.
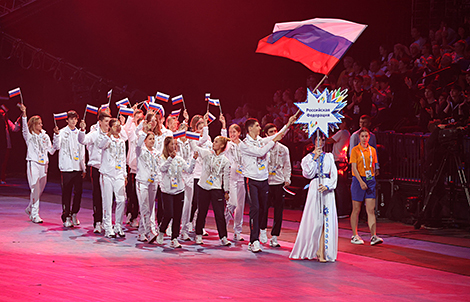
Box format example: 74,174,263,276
256,18,367,74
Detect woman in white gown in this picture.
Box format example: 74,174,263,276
289,135,338,262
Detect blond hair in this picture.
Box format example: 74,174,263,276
27,116,41,134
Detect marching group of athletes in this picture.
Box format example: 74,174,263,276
19,100,297,253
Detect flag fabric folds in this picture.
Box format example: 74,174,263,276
156,92,169,102
205,93,211,101
186,131,200,141
170,109,181,118
54,112,68,121
86,104,99,115
173,130,186,139
172,95,183,105
107,89,112,99
147,102,164,116
208,98,220,106
8,87,21,98
119,107,134,116
116,98,130,108
148,96,156,103
100,104,109,110
256,18,367,74
207,112,216,124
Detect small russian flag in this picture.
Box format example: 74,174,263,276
116,98,130,108
107,89,112,99
148,96,155,103
283,187,296,196
86,104,99,115
205,93,211,101
173,130,186,139
186,131,200,141
100,103,109,110
208,98,220,106
119,107,134,116
170,109,181,118
207,112,216,124
8,87,21,98
171,94,183,105
148,102,164,116
143,102,149,111
156,92,169,102
54,112,68,121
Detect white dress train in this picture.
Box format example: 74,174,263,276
289,152,338,261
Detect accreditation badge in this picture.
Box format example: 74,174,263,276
365,170,373,181
206,175,216,186
171,177,178,188
116,160,122,170
258,163,266,171
269,166,277,176
236,165,243,175
38,154,45,164
73,150,79,161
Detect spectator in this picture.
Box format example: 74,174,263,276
345,76,372,127
411,27,426,49
368,60,385,78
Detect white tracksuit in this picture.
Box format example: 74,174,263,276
22,117,56,219
223,139,246,234
96,133,127,235
135,131,159,238
177,138,194,236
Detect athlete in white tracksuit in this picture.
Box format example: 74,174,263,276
220,117,246,241
135,128,159,243
176,131,195,241
20,104,56,223
96,118,127,238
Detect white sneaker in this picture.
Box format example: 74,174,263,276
351,235,364,245
269,236,281,247
260,229,268,244
63,217,73,228
249,240,262,253
202,229,209,236
115,227,125,238
170,238,182,248
93,222,102,234
233,233,244,241
105,231,116,238
180,232,191,241
187,222,195,233
130,219,139,228
220,236,231,246
137,234,148,242
195,235,203,245
72,214,80,226
148,232,157,244
166,225,172,236
31,216,43,224
370,235,384,246
156,232,164,244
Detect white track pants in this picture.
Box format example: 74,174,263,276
180,175,194,235
26,161,48,219
136,180,157,237
100,175,126,234
225,178,246,234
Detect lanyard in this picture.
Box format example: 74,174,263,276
360,146,372,170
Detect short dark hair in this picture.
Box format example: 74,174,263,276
263,123,276,137
359,127,370,135
360,115,371,121
245,118,258,131
108,118,119,128
67,110,78,120
98,111,111,121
